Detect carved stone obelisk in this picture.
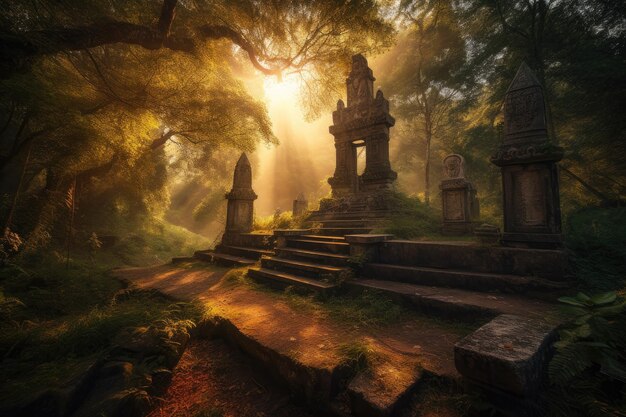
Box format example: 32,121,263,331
440,154,479,234
491,63,563,248
223,153,257,245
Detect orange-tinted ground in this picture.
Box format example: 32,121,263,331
115,263,472,413
147,338,321,417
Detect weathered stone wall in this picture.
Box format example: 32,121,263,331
377,240,568,279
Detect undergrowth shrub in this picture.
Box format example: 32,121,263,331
377,192,440,239
546,291,626,417
565,206,626,291
253,211,296,231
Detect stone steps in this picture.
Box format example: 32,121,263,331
261,256,349,279
347,279,558,322
285,238,350,254
208,253,257,267
277,247,350,267
248,268,339,294
363,263,568,294
215,244,274,259
315,227,373,236
307,218,382,227
300,234,346,242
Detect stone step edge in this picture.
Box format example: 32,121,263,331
262,256,349,274
346,279,559,323
194,315,447,417
364,263,569,291
248,268,339,296
278,247,351,260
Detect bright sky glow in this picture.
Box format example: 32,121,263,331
253,75,334,216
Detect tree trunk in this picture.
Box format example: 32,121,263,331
4,141,33,231
424,125,432,205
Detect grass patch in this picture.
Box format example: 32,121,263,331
0,253,207,409
371,192,441,239
337,341,376,374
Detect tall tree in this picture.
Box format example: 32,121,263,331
461,0,626,206
378,0,468,204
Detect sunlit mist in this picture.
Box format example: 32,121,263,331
253,75,335,216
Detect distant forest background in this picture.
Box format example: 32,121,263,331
0,0,624,264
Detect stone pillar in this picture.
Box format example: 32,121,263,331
223,153,257,245
292,193,308,216
440,154,480,235
491,63,563,248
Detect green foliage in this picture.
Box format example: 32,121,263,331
253,211,296,231
565,206,626,291
0,255,206,408
376,192,440,239
325,290,406,328
546,291,626,417
337,341,375,374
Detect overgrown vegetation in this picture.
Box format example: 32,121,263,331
374,192,441,239
547,291,626,417
0,249,207,410
565,206,626,291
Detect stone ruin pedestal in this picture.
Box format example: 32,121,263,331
491,63,563,249
440,154,480,235
222,153,257,246
292,193,308,217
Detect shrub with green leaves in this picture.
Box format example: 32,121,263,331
547,291,626,417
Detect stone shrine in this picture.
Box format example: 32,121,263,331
223,153,257,245
292,193,308,216
321,54,397,213
440,154,479,234
491,63,563,248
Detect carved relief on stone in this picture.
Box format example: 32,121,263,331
443,154,465,179
347,54,374,106
513,170,546,227
504,89,543,136
503,62,548,142
443,190,465,221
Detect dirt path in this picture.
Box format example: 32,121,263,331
147,339,321,417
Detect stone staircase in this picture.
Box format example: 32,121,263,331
348,241,569,321
304,209,389,236
248,234,352,294
192,233,275,267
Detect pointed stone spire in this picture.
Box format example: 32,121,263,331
506,62,541,93
232,153,252,189
502,62,548,144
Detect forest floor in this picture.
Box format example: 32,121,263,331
146,338,323,417
114,262,477,416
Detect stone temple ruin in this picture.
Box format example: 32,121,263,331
440,154,480,234
188,58,569,416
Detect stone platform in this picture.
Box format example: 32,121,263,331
114,263,469,417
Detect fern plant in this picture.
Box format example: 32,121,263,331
547,291,626,417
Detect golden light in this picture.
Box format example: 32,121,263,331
252,74,334,216
263,75,302,104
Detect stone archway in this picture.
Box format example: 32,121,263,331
327,54,397,205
